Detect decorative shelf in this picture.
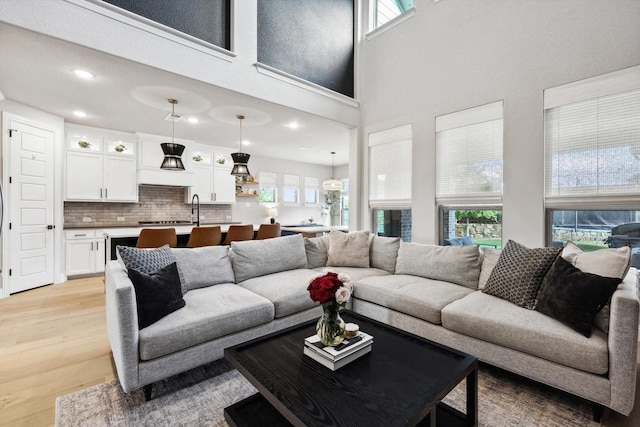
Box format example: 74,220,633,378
236,180,259,185
236,193,258,197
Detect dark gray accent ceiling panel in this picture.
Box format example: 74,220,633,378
104,0,230,50
258,0,354,98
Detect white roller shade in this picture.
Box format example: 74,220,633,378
544,72,640,208
368,124,412,207
435,101,504,206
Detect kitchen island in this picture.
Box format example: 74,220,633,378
280,225,348,238
102,224,260,260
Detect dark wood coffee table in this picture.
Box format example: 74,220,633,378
224,311,477,427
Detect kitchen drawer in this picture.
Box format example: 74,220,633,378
65,230,100,240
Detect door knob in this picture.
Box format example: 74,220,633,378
47,225,55,230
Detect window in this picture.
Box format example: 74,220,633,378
369,124,412,239
304,177,320,205
283,174,300,204
259,172,277,203
436,101,504,245
341,179,350,227
548,209,640,251
440,207,502,249
544,65,640,249
372,209,411,242
374,0,414,29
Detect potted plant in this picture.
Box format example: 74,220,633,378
77,140,91,149
114,143,127,152
193,154,203,162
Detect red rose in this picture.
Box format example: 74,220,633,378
307,272,342,303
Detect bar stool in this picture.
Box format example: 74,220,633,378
136,228,177,248
223,224,254,245
187,226,222,248
255,223,281,240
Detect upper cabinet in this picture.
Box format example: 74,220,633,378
65,124,138,202
186,143,235,204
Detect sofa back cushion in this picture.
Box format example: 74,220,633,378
304,236,330,268
231,234,307,282
327,230,372,268
171,246,235,291
395,242,481,290
370,235,401,273
478,248,501,290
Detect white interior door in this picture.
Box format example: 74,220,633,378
8,119,55,293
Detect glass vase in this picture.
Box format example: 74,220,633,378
316,300,346,346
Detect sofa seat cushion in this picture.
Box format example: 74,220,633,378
238,269,320,318
441,291,609,374
354,275,474,324
139,283,274,360
312,266,390,282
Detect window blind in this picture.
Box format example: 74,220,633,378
435,101,504,206
304,177,319,204
368,124,412,207
544,66,640,209
283,174,299,204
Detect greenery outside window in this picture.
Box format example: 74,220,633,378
440,207,502,248
259,171,277,203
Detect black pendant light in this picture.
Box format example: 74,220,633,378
160,98,186,170
231,114,251,176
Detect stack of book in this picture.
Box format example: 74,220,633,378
303,332,373,371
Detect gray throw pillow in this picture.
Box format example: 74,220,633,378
483,240,561,309
370,235,401,273
117,244,184,294
171,246,235,291
305,236,329,268
231,234,307,283
395,242,481,290
327,230,371,268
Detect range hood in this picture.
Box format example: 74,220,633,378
137,168,194,187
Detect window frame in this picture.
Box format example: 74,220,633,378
258,171,278,204
282,174,300,205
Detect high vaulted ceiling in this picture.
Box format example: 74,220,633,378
0,23,353,166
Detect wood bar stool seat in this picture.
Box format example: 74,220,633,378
255,223,281,240
223,224,254,245
187,226,222,248
136,228,177,248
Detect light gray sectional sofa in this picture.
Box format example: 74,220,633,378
105,231,639,417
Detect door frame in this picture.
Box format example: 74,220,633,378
1,112,64,299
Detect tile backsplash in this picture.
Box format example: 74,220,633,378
64,186,232,227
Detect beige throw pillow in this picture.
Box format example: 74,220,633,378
562,241,631,279
327,230,371,268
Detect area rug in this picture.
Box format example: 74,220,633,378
56,359,599,426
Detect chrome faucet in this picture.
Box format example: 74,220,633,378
191,193,200,226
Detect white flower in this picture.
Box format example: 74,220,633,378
335,286,351,304
337,272,351,283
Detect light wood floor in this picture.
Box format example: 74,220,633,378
0,277,638,426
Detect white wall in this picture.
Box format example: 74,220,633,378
231,155,334,226
358,0,640,246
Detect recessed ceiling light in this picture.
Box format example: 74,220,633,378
242,140,251,146
73,111,87,118
73,69,94,80
300,145,314,150
187,117,199,124
286,121,300,129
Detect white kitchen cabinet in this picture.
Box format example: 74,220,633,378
213,166,236,203
65,124,138,202
65,230,105,277
186,145,235,204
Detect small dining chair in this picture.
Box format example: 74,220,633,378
223,224,254,245
255,223,281,240
187,226,222,248
136,228,177,248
